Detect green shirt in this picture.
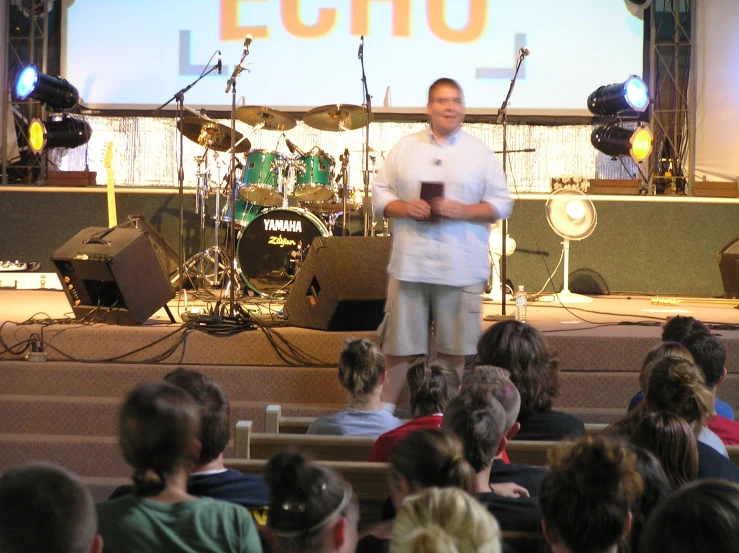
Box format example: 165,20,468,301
96,495,263,553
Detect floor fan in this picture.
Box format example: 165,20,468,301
543,188,597,303
483,221,516,302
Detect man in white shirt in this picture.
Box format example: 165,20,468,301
372,78,513,410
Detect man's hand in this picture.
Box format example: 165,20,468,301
431,197,466,220
405,199,431,221
489,482,530,498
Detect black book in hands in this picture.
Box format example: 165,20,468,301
420,181,444,223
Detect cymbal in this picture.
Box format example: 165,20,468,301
304,104,373,132
179,117,251,153
235,106,297,130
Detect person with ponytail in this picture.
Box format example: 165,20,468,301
308,338,403,436
390,487,502,553
539,436,643,553
264,452,359,553
357,428,479,553
608,356,739,482
369,359,460,462
96,382,263,553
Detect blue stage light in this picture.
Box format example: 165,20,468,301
15,66,38,99
587,75,649,116
13,65,80,111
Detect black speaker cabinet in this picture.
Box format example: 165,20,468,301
51,227,175,325
718,236,739,299
117,215,180,285
286,236,392,331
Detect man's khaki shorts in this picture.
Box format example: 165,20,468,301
378,277,484,356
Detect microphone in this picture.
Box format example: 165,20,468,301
244,33,253,52
519,47,530,56
217,51,222,74
358,35,364,59
284,136,305,157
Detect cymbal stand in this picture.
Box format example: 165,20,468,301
156,57,220,293
337,148,350,236
222,36,251,316
358,36,374,236
182,151,234,290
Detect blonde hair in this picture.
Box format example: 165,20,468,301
390,487,501,553
637,342,693,392
338,338,385,398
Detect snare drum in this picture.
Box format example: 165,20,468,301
237,207,328,298
294,152,335,202
239,150,285,206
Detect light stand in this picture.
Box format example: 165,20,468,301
493,47,529,317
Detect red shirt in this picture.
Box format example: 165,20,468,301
368,415,510,464
707,415,739,445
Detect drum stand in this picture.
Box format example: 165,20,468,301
181,151,238,291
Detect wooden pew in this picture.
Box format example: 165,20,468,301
225,458,391,501
235,421,376,462
265,404,606,436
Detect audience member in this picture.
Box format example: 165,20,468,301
628,448,672,553
442,386,541,532
264,452,359,553
476,320,585,440
369,360,460,462
464,365,548,496
632,315,734,419
97,382,263,553
609,356,739,483
308,338,403,436
627,341,694,413
111,368,269,516
661,314,709,342
0,461,102,553
639,480,739,553
682,331,739,440
539,436,643,553
359,428,478,553
390,487,502,553
630,411,699,488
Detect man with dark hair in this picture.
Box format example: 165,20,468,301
442,386,540,532
683,332,739,444
661,315,709,342
372,77,513,413
0,462,102,553
111,368,269,521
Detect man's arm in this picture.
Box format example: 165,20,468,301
430,198,498,223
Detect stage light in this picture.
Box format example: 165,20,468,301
587,75,649,116
591,123,652,163
15,65,80,111
28,115,92,154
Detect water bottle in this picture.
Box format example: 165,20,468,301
515,285,527,323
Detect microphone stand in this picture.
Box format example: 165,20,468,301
156,63,220,297
359,39,373,236
223,40,251,317
494,48,528,317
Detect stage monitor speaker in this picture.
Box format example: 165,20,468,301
117,215,180,286
51,226,175,325
718,236,739,299
286,236,391,331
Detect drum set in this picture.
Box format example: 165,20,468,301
178,104,374,299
